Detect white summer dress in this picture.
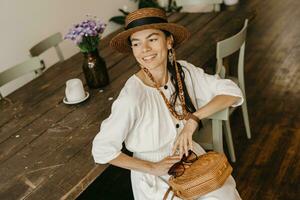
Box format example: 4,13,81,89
92,60,243,200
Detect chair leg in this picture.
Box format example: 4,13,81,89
55,46,65,62
223,119,236,162
212,119,224,153
241,100,251,139
214,4,221,12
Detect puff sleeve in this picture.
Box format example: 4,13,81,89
92,94,137,164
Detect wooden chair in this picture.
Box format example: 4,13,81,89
29,32,64,70
176,0,223,12
215,19,251,162
0,57,44,99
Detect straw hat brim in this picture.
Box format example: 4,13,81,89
110,23,190,53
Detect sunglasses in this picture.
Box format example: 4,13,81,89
168,150,198,177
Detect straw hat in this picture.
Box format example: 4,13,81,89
110,7,190,53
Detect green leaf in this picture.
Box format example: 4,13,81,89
175,6,183,12
77,36,99,53
138,0,161,8
119,8,129,15
109,16,125,25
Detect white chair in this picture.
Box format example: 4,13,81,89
193,108,229,154
29,32,64,70
215,19,251,162
185,66,232,161
176,0,223,12
0,57,44,99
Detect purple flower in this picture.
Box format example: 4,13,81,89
64,15,106,52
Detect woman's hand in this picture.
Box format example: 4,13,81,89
172,119,199,158
150,155,181,176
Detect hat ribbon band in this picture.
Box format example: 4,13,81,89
125,17,168,30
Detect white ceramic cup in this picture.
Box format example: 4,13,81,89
65,78,86,102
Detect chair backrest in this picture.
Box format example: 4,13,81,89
29,32,64,63
176,0,223,11
216,19,248,79
0,57,44,98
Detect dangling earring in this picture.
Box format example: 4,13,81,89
168,49,174,66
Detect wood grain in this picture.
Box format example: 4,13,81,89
79,0,300,199
0,6,260,200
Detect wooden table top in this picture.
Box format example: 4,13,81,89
0,10,253,200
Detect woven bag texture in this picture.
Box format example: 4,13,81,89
168,152,232,200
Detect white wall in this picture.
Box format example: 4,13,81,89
0,0,137,97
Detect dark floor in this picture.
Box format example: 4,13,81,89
77,165,133,200
78,0,300,199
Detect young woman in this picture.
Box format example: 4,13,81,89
92,7,243,200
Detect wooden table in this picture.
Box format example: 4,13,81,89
0,10,253,200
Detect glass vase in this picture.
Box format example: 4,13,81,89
82,49,109,88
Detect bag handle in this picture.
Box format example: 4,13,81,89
163,187,176,200
182,65,199,109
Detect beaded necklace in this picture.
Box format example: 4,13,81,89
142,62,189,120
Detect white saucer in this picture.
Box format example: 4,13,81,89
63,92,90,105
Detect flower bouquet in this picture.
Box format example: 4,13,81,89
65,16,106,52
65,16,109,88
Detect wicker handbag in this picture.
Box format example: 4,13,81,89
163,151,232,200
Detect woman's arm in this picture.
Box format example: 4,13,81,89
109,152,181,176
172,94,241,157
193,95,240,120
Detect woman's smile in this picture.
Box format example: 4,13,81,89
142,54,157,62
130,29,172,71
